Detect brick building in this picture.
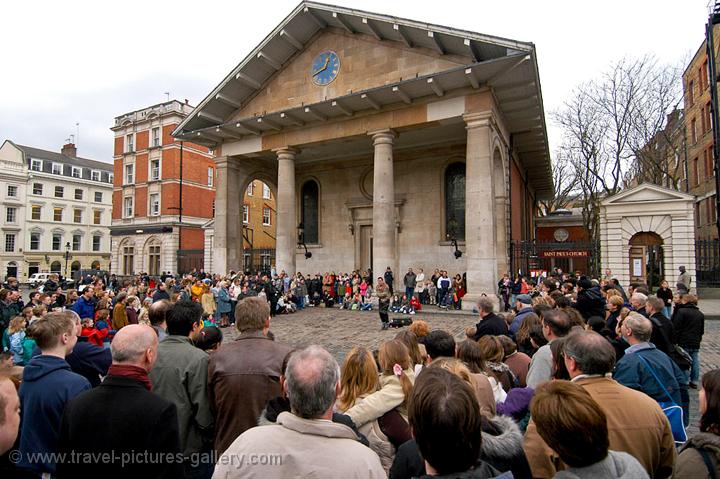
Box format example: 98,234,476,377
110,100,216,275
683,26,718,240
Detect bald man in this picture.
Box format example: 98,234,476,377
0,375,20,455
57,325,183,479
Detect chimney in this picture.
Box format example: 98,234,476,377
61,143,77,157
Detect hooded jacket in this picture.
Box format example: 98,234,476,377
19,355,91,474
573,286,606,320
676,432,720,478
554,451,649,479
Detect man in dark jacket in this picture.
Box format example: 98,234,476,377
70,286,96,320
473,297,508,340
572,278,606,321
385,267,395,295
672,293,705,388
403,268,417,301
18,311,91,476
153,282,171,303
208,297,292,454
149,301,214,479
57,324,183,479
646,296,675,356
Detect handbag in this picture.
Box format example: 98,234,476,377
637,354,687,444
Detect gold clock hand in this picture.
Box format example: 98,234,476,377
312,57,330,76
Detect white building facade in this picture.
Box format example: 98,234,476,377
0,140,113,282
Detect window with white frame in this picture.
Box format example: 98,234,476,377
7,185,17,197
125,164,134,184
31,205,41,220
92,235,101,252
109,173,114,184
72,234,81,251
94,192,103,203
30,233,40,250
5,234,15,253
207,167,214,187
52,233,61,251
73,209,82,223
74,188,83,200
150,159,160,181
93,210,101,225
150,193,160,216
32,183,43,195
52,163,63,175
124,197,133,217
262,207,271,226
263,183,271,199
55,186,64,198
53,208,63,222
30,159,42,171
6,207,16,223
243,205,249,223
125,133,134,152
71,166,81,178
247,182,254,196
151,127,160,147
91,170,100,182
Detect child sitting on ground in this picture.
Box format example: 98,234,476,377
340,293,353,310
390,294,402,313
410,295,421,312
399,295,414,315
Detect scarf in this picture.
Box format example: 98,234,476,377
108,364,152,391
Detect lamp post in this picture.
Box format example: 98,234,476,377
446,216,463,259
64,241,71,281
297,223,312,259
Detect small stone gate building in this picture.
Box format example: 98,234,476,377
173,2,553,306
599,183,696,290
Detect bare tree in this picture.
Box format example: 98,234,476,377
539,151,576,215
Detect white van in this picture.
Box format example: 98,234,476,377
28,273,52,288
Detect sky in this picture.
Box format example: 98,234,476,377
0,0,711,163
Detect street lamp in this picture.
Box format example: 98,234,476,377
64,241,71,281
446,216,463,259
297,223,312,259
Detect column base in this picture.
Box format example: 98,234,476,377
461,293,500,312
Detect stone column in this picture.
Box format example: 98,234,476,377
213,156,243,274
275,147,298,276
463,113,498,309
370,130,397,284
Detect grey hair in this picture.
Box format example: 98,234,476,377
630,293,647,306
477,297,494,314
563,330,616,375
285,345,340,419
646,296,664,313
624,313,652,342
111,326,157,364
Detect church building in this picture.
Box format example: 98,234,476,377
173,2,553,306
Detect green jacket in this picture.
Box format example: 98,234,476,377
148,335,214,456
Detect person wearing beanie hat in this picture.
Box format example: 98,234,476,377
573,277,606,322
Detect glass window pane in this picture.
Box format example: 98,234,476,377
301,181,319,244
445,163,466,241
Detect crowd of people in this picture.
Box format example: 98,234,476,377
0,266,716,478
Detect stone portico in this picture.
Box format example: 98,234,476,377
173,2,553,307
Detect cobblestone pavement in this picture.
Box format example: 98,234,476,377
222,306,720,437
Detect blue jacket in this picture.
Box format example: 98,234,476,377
217,287,232,314
613,343,686,406
509,307,534,336
19,354,91,474
70,295,96,319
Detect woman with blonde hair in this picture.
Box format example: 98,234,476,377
345,340,415,428
394,330,424,375
337,347,396,472
201,284,216,320
436,350,496,417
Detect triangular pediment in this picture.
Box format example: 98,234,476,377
601,183,694,205
232,29,466,120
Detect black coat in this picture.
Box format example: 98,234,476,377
573,286,606,320
649,313,675,356
473,313,508,340
57,375,184,479
672,303,705,349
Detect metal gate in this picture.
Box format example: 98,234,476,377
696,239,720,287
510,240,600,277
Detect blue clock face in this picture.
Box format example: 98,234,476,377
310,51,340,86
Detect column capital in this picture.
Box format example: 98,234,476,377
273,147,299,159
214,155,230,167
369,129,397,145
463,112,493,130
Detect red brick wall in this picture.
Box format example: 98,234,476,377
161,183,214,219
162,124,177,146
536,225,589,242
113,159,123,187
135,187,147,218
114,137,124,156
135,154,148,183
180,227,205,249
160,149,215,184
112,191,122,220
136,131,149,151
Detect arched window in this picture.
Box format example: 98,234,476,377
91,260,100,270
445,162,466,240
71,261,81,273
301,180,319,244
50,261,62,273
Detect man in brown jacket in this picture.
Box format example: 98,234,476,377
208,296,292,454
523,330,676,479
